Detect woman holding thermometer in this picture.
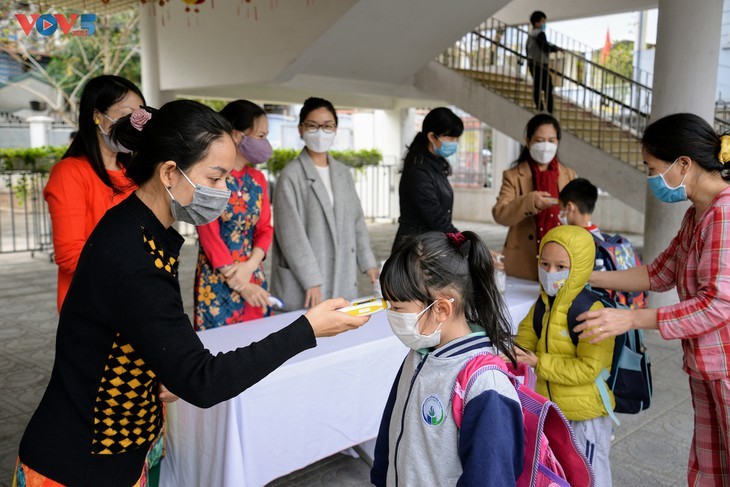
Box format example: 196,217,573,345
493,114,576,281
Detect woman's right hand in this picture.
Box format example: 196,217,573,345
305,298,370,337
534,191,558,211
237,283,271,309
304,286,323,309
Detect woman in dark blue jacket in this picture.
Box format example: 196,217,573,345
393,107,463,252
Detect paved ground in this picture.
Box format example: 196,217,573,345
0,221,692,486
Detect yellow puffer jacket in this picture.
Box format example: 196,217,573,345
515,225,615,422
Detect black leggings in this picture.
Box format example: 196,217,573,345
528,63,554,114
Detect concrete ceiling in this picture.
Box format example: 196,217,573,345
494,0,658,25
150,0,512,107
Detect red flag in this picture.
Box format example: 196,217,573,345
601,28,611,64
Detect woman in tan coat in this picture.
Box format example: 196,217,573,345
493,114,576,281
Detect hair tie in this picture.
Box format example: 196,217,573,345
446,232,466,247
446,232,471,256
719,135,730,164
130,107,152,131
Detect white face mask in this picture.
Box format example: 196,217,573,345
558,209,568,226
386,298,454,351
538,267,570,296
529,141,558,165
302,129,336,153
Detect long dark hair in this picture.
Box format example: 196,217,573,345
515,113,562,165
380,231,516,363
63,75,145,192
403,107,463,174
220,99,266,132
110,100,233,186
642,113,730,181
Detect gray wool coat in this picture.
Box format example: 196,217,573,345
270,149,377,311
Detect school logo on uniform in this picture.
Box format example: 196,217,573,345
421,395,445,426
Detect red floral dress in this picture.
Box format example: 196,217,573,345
194,166,273,330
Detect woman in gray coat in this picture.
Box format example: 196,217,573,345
271,97,378,311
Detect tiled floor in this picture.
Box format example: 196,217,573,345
0,221,692,486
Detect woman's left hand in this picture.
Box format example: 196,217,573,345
574,307,635,344
366,267,380,284
158,384,179,403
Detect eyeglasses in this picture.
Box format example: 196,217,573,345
300,122,337,134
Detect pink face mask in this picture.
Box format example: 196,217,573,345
238,136,273,165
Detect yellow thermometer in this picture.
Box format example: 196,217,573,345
338,297,390,316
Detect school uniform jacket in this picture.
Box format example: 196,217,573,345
371,334,524,486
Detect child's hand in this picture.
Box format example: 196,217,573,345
514,346,538,367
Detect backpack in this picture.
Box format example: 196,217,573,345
452,354,594,487
532,288,653,423
592,232,648,309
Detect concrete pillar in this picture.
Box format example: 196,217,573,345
491,128,519,194
644,0,723,306
139,3,175,108
27,116,53,148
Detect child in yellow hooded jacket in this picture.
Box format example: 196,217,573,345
515,225,615,487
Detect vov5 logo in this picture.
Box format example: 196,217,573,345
15,13,96,37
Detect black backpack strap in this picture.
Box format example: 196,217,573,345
533,289,601,345
567,288,602,345
532,297,546,339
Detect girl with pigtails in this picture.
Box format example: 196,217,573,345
371,231,524,486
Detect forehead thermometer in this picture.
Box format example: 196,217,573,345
338,297,390,316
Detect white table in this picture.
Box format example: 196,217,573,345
160,277,539,487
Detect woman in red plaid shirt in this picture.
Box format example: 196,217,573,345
576,113,730,485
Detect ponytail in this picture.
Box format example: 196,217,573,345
462,231,516,364
381,230,515,364
402,107,463,173
402,131,430,170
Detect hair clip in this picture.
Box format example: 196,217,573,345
130,107,152,131
719,134,730,164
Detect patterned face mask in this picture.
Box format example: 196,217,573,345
538,267,570,296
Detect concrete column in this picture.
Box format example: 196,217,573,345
644,0,723,306
27,116,53,148
491,128,519,194
139,3,175,108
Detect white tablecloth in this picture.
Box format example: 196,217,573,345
160,277,539,487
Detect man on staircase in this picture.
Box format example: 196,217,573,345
526,10,560,114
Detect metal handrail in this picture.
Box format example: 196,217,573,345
436,17,652,170
512,22,655,89
467,29,648,115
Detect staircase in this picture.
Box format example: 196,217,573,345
414,18,653,212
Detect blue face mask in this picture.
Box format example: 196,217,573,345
647,158,688,203
434,137,458,158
